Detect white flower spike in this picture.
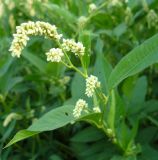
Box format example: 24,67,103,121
62,39,85,57
9,21,62,58
85,75,101,97
73,99,88,118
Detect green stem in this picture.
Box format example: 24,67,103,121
71,65,87,78
95,88,109,123
57,41,72,66
80,57,88,77
61,60,71,68
145,114,158,127
57,41,87,78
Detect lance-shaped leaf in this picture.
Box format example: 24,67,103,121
108,34,158,90
4,105,103,148
4,105,74,148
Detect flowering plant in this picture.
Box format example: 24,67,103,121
3,0,158,159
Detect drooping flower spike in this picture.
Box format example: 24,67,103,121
9,21,62,58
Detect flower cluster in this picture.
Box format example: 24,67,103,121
62,39,85,56
9,21,102,119
46,48,64,62
88,3,97,13
78,16,87,28
9,21,62,58
146,10,158,29
85,75,101,97
73,75,101,118
73,99,88,118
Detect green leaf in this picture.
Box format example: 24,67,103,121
111,155,136,160
94,38,112,95
43,3,76,25
49,155,62,160
28,105,74,131
71,126,104,143
128,76,147,114
0,57,13,77
107,90,115,131
108,34,158,90
80,113,102,128
113,23,127,38
140,145,158,160
137,126,157,144
4,130,39,148
71,72,86,99
130,76,147,105
4,105,75,148
23,51,47,73
5,106,103,148
142,100,158,114
121,76,137,99
1,121,16,142
126,119,139,154
0,74,23,94
5,77,23,93
116,121,131,150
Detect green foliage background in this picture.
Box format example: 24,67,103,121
0,0,158,159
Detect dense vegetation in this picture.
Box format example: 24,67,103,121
1,0,158,159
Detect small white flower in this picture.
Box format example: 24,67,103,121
73,99,88,118
93,106,101,113
147,9,158,29
85,75,101,97
89,3,97,13
78,16,87,27
62,39,85,56
46,48,64,62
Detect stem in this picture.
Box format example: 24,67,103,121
57,41,87,78
101,95,109,123
61,60,71,68
80,57,88,77
71,65,87,78
57,41,72,66
95,88,109,123
145,114,158,127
